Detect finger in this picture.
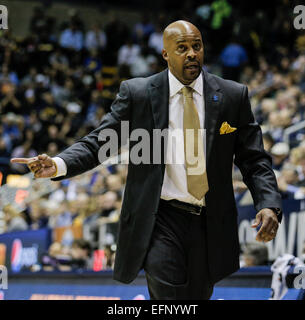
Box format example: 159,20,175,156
262,217,275,234
10,158,31,164
34,167,55,178
34,168,45,178
28,162,42,170
256,219,269,240
29,162,41,169
261,234,274,243
259,225,278,242
255,234,264,242
28,160,41,168
38,154,48,161
265,220,278,235
31,165,43,174
251,212,262,228
257,232,271,243
256,230,268,242
266,224,278,240
29,167,41,176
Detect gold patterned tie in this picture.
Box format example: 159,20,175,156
182,86,209,200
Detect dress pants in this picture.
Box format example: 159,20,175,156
143,199,214,300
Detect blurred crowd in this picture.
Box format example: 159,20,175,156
0,0,305,270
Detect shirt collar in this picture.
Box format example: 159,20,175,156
168,69,203,97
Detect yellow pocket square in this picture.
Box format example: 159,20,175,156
220,122,237,135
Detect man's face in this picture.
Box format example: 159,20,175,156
162,27,204,85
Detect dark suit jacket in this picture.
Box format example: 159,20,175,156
53,69,282,284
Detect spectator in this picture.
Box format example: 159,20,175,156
28,200,50,230
99,191,118,218
0,136,11,180
277,164,305,199
23,89,39,114
84,49,102,73
0,64,19,86
105,173,122,189
59,23,83,51
290,146,305,187
0,85,22,115
49,47,69,70
38,124,67,154
3,205,28,232
69,239,92,270
241,242,268,267
130,45,158,77
117,38,140,67
220,37,248,81
270,142,290,171
85,90,105,126
41,242,65,271
148,24,163,55
85,23,107,51
53,201,75,228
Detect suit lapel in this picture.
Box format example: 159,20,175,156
148,69,169,131
148,69,169,173
203,70,222,168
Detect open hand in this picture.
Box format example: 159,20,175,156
10,154,57,178
251,208,279,242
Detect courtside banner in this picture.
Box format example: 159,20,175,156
0,228,52,272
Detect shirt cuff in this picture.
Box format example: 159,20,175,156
52,157,67,177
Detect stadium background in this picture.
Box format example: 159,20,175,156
0,0,305,300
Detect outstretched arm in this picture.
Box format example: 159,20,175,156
11,80,131,180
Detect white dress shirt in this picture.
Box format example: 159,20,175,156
53,70,207,206
160,70,206,206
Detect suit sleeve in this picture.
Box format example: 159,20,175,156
233,85,282,220
52,80,131,181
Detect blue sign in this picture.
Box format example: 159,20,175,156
0,228,52,272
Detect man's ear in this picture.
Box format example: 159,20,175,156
162,49,168,62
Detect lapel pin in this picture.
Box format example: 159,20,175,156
213,95,218,102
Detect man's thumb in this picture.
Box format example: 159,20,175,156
251,212,262,228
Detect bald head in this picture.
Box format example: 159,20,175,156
163,20,202,50
162,20,204,85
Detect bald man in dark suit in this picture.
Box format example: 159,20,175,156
12,21,282,299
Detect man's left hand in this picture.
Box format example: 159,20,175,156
251,208,279,242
